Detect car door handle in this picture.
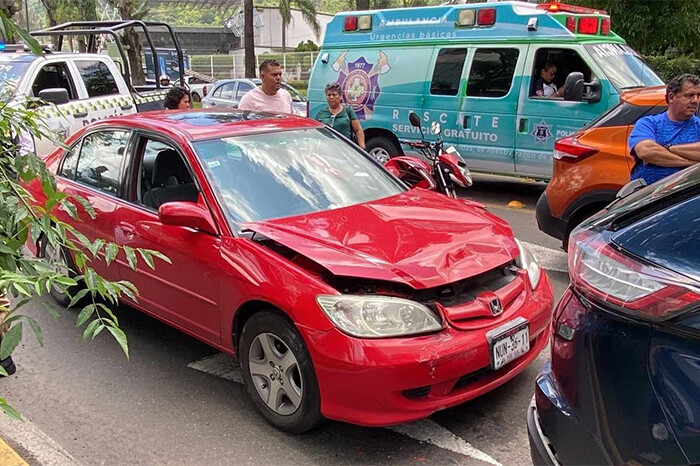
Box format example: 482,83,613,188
121,104,133,110
462,115,470,129
518,118,528,134
119,223,135,239
73,112,88,118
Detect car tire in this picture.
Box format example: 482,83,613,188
40,237,80,307
366,136,401,164
191,92,201,103
239,310,323,434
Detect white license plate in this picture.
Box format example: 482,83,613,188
486,317,530,370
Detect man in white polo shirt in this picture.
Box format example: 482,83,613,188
238,59,293,114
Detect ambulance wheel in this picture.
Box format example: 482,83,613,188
367,136,400,164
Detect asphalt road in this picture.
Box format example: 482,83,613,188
0,174,570,466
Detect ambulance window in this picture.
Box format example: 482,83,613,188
530,48,593,100
467,49,519,98
75,131,130,196
75,60,119,97
430,48,468,96
31,62,77,101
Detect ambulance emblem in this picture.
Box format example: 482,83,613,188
332,51,391,120
532,120,553,144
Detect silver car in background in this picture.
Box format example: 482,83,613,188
201,78,308,116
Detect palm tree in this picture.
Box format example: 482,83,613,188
278,0,320,53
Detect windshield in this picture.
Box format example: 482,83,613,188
584,44,663,90
0,57,32,99
193,128,405,223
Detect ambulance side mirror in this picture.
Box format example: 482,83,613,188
583,78,602,104
409,112,421,127
38,88,70,106
563,72,584,101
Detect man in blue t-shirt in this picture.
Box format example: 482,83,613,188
629,74,700,185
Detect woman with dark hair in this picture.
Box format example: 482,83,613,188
314,82,365,149
163,86,191,110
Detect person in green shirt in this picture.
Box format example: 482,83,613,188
314,82,366,150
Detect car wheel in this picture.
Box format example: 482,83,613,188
41,237,79,307
239,311,323,434
192,92,201,103
366,136,401,164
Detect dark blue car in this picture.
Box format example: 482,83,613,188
528,165,700,465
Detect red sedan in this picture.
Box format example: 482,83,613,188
28,110,554,433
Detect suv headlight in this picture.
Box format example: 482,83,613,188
515,239,541,290
316,295,441,338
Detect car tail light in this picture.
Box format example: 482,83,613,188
578,16,599,34
203,85,208,96
600,17,611,35
565,16,576,33
553,135,598,162
344,16,358,32
568,229,700,321
550,287,586,405
477,8,496,26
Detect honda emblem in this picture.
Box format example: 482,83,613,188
489,298,503,316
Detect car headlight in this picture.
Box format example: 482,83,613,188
316,295,441,338
515,239,541,290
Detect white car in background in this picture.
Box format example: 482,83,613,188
201,78,308,116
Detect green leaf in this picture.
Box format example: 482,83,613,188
104,243,118,266
115,282,138,303
87,239,105,259
0,323,22,360
107,325,129,360
148,250,172,264
53,276,77,287
124,246,137,271
71,195,95,219
42,302,61,320
137,249,155,270
61,200,79,220
96,303,118,326
74,252,87,271
81,319,100,340
0,366,7,377
25,316,43,347
68,288,89,308
76,304,96,327
0,401,22,421
91,324,106,341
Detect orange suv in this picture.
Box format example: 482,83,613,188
536,85,667,246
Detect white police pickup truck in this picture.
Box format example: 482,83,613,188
1,21,184,157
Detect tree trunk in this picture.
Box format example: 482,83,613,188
123,27,145,85
0,0,20,19
356,0,370,10
244,0,255,78
281,22,286,53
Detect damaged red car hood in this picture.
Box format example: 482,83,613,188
242,190,518,289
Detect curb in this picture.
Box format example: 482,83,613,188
0,433,28,466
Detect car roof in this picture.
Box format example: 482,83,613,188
620,85,666,106
96,109,323,141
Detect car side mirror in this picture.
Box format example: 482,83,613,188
158,201,217,235
563,72,584,101
583,78,602,103
38,88,70,106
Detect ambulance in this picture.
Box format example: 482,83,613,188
308,1,664,179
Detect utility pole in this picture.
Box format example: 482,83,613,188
244,0,255,78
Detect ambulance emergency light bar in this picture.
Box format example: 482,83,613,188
539,2,610,35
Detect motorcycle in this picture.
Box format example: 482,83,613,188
384,112,472,199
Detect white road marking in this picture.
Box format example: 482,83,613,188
0,411,82,466
521,241,568,274
189,354,501,464
390,419,501,465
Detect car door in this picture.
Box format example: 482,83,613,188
31,59,82,157
208,82,236,108
55,129,132,282
459,45,526,175
233,81,254,107
114,133,222,344
72,58,136,127
515,45,611,178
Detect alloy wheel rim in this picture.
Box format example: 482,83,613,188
248,332,303,416
370,147,390,164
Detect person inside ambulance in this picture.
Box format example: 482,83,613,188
532,62,565,98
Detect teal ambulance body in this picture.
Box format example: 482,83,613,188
308,1,663,179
